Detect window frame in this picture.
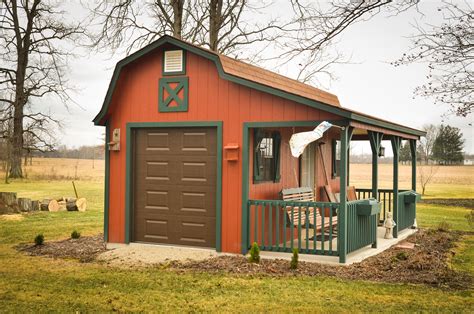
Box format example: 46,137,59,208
253,129,281,183
162,49,186,76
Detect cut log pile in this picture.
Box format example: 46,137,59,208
0,192,87,214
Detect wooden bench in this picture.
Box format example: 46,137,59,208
280,187,337,232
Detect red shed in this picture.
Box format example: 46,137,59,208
94,35,424,263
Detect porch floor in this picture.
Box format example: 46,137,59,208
260,227,417,265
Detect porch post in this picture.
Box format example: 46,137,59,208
391,136,402,238
368,131,383,200
409,139,417,191
338,126,349,263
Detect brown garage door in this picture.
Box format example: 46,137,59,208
133,127,217,247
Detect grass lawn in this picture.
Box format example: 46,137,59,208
0,160,473,312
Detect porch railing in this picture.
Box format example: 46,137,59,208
247,200,338,256
347,200,378,254
397,191,417,230
355,188,409,223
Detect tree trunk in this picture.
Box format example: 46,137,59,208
9,105,23,178
171,0,184,39
209,0,223,51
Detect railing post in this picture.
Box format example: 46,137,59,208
391,136,402,238
338,126,349,263
409,139,417,191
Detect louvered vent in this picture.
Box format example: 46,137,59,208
164,50,184,73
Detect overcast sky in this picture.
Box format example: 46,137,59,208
49,0,473,154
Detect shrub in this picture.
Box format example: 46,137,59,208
465,210,474,229
290,248,298,270
395,251,408,261
34,234,44,246
437,220,451,232
248,242,260,263
71,230,81,239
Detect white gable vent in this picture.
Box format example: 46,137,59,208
164,50,184,74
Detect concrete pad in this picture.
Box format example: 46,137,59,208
260,227,417,266
98,242,233,267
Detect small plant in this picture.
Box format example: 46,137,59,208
71,230,81,239
248,242,260,263
465,210,474,229
34,234,44,246
395,251,408,261
437,220,451,232
290,248,298,270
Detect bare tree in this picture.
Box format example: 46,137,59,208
394,1,473,117
418,163,439,196
0,0,83,178
417,124,439,164
87,0,280,56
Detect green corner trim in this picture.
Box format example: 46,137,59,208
162,49,186,76
124,121,223,251
158,77,189,112
92,36,425,138
103,120,110,242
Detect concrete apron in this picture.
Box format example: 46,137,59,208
103,228,417,266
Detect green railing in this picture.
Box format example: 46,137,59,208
346,200,378,254
397,190,418,231
356,188,409,223
247,200,339,256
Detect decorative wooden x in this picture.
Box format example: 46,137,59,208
158,77,189,112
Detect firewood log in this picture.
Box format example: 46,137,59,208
40,199,51,211
0,192,17,206
17,198,32,212
66,201,78,211
76,198,87,212
48,199,60,212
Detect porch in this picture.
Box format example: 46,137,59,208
241,121,423,263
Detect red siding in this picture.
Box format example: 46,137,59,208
106,48,340,252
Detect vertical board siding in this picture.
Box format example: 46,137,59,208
105,48,340,253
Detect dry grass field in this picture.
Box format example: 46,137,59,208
0,157,105,182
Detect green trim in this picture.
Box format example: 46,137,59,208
338,126,349,263
158,77,189,112
391,136,402,238
409,139,417,191
241,120,328,254
124,121,223,251
162,49,186,76
103,120,110,242
93,36,424,138
368,131,384,200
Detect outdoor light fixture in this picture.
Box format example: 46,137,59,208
378,146,385,157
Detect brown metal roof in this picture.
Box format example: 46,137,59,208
218,55,341,107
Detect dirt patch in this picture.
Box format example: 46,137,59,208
18,234,106,262
420,198,474,209
173,229,473,290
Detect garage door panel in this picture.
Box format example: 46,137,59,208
133,127,217,247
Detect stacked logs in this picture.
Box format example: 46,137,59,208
0,192,87,213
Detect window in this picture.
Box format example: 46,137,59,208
163,49,185,75
253,129,281,183
332,139,341,178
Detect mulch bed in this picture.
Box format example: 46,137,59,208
18,234,106,262
420,198,474,209
173,229,473,290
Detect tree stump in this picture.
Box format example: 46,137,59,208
48,199,60,212
17,198,32,212
40,199,51,211
66,200,78,211
31,200,39,211
76,198,87,212
0,192,17,206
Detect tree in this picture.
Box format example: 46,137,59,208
394,1,473,117
417,124,439,164
88,0,279,56
399,141,411,164
418,163,439,196
432,125,464,165
0,0,84,178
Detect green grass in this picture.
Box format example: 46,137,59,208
417,203,472,232
0,178,473,312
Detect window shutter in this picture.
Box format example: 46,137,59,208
253,129,264,182
272,131,281,182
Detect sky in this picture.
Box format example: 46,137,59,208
47,0,473,154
